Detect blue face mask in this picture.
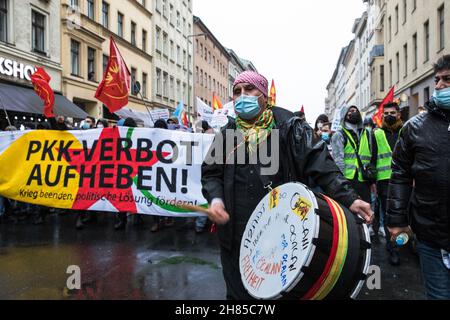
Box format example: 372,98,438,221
321,132,330,143
433,87,450,109
81,123,91,130
234,95,262,120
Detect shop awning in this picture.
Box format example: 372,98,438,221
0,83,88,119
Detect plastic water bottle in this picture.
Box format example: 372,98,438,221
396,233,409,246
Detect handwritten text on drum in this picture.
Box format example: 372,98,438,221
241,255,266,291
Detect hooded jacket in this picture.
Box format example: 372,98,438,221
386,100,450,251
331,106,367,175
201,107,360,250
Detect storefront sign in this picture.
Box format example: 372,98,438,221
0,57,36,81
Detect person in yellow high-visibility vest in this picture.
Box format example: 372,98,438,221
331,106,373,204
372,102,403,266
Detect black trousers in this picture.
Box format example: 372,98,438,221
220,245,255,300
377,180,394,250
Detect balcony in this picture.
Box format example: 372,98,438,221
369,45,384,65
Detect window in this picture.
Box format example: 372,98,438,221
413,33,418,70
396,52,400,83
403,44,408,78
156,27,161,52
170,40,174,60
162,0,167,18
102,54,109,76
183,83,187,102
424,20,430,62
195,67,199,83
142,73,147,98
388,16,392,42
204,48,207,61
102,1,109,28
200,70,203,86
70,0,79,9
395,5,399,34
176,11,180,30
87,0,94,20
117,12,124,37
131,68,137,95
156,68,162,95
131,22,136,46
71,39,80,76
177,80,181,101
0,0,8,42
32,10,46,54
131,21,136,46
412,0,417,13
156,0,161,13
142,29,147,52
403,0,407,24
183,50,186,68
205,72,208,88
170,76,174,100
177,45,181,65
88,47,96,81
380,65,385,92
163,33,168,56
196,39,199,53
424,87,430,103
438,5,445,51
389,60,393,87
169,4,173,25
163,72,168,97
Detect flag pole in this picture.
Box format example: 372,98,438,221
135,90,155,125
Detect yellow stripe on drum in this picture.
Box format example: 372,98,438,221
312,197,349,300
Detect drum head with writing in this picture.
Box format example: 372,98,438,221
239,183,319,300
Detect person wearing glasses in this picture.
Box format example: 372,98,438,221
386,55,450,299
371,102,404,266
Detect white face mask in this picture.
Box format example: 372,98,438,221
97,124,104,129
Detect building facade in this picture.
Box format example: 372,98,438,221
328,0,450,122
152,0,193,115
226,48,245,102
384,0,450,117
193,16,230,108
0,0,87,129
61,0,154,120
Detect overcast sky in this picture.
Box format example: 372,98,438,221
194,0,366,124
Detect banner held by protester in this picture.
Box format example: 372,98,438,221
0,127,214,217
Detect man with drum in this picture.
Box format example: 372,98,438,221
201,71,374,300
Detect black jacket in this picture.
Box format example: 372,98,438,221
386,100,450,251
201,107,360,250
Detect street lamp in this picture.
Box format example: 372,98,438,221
186,33,207,128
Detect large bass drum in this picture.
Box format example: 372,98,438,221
239,182,371,300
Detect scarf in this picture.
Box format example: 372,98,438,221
235,108,276,155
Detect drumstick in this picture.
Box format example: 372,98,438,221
178,203,213,218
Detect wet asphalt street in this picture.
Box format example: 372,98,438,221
0,212,426,300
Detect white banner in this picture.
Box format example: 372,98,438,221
196,98,214,124
0,128,215,217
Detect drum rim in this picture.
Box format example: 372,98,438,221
239,182,320,300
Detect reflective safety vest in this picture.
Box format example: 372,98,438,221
342,128,371,182
374,129,393,181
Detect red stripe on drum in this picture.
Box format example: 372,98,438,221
301,195,340,300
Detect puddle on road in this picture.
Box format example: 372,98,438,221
158,256,220,270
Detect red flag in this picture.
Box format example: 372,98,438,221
31,67,55,118
181,111,189,127
212,93,223,111
373,86,395,128
269,79,276,106
300,105,305,113
95,37,131,113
